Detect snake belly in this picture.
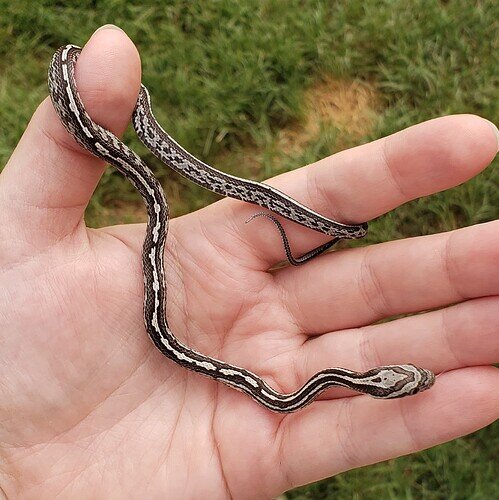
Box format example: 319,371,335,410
47,44,435,412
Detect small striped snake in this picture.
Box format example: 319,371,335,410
48,44,435,412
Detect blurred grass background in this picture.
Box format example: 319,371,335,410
0,0,497,497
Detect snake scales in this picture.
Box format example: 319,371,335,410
48,44,435,412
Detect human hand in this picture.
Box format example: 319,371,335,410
0,27,497,498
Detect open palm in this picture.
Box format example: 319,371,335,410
0,28,497,499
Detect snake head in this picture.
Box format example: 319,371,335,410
364,364,435,399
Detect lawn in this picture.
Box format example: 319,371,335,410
0,0,497,497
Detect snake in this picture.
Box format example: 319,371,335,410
48,44,435,412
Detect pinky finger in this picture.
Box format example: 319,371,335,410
274,366,499,493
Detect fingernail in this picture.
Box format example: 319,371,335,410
485,119,499,153
94,24,125,34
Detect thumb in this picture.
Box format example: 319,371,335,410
0,25,141,249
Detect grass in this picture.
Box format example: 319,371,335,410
0,0,497,497
287,426,499,499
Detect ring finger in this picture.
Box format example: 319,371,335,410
291,295,499,401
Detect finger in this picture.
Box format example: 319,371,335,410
274,367,498,492
294,296,499,401
0,26,140,248
276,220,498,333
214,114,498,268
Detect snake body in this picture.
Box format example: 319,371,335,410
48,44,435,412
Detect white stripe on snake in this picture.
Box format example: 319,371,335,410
48,45,435,412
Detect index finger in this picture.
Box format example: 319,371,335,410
211,115,497,269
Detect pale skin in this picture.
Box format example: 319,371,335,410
0,26,498,499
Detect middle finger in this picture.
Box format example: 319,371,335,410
276,221,498,333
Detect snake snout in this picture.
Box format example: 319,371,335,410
398,365,436,397
367,364,436,399
416,366,436,392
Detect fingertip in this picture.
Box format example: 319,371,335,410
0,26,143,245
447,114,498,167
485,119,499,153
385,114,498,199
419,366,499,441
76,25,142,136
